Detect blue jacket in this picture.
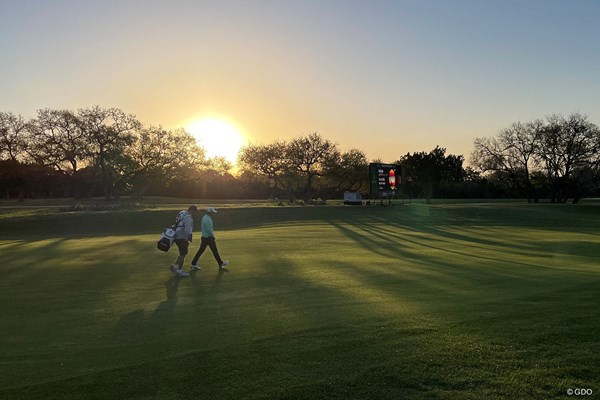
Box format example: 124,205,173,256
201,214,215,238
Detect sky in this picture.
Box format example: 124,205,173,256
1,0,599,164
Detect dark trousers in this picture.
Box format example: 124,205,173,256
191,237,223,266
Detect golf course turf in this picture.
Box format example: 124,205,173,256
0,201,598,399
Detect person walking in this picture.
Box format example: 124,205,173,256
170,205,198,278
191,207,229,270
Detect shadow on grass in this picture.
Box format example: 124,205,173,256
1,204,599,399
3,203,599,241
117,267,230,342
190,267,228,294
259,244,600,399
326,211,600,274
2,234,599,400
144,277,181,330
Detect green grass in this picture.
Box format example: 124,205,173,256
0,202,599,399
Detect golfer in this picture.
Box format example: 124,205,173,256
191,207,229,270
170,205,198,277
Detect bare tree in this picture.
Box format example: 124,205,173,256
28,109,90,175
472,120,542,202
78,106,141,200
287,132,338,203
473,113,600,203
536,113,600,203
322,148,369,195
238,141,292,196
117,126,206,197
0,112,28,161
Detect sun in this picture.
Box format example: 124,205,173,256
186,117,246,164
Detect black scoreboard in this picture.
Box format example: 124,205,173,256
369,163,401,198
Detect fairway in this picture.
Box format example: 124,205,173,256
0,202,599,399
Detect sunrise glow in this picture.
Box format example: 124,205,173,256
186,118,247,164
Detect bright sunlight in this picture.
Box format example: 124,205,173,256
186,117,246,164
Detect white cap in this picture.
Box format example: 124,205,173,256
207,207,218,213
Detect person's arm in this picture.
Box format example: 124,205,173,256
184,215,193,241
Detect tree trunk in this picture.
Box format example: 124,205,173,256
304,174,314,204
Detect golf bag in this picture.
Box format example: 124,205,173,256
157,228,176,252
156,210,187,252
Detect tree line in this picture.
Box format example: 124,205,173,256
1,107,599,203
472,113,600,203
0,107,230,200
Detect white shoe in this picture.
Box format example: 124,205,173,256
219,261,230,269
176,269,189,277
191,264,201,271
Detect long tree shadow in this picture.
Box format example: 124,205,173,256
343,217,598,274
328,219,552,275
238,254,543,399
265,243,600,396
321,219,600,334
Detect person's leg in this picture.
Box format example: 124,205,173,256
191,237,209,265
171,239,188,276
207,237,224,266
173,240,189,270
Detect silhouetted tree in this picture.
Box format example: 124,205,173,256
0,112,28,161
536,113,600,203
78,106,141,200
322,148,369,197
287,132,338,203
124,126,206,197
472,120,542,202
27,109,90,175
399,146,465,203
474,113,600,203
238,141,292,198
